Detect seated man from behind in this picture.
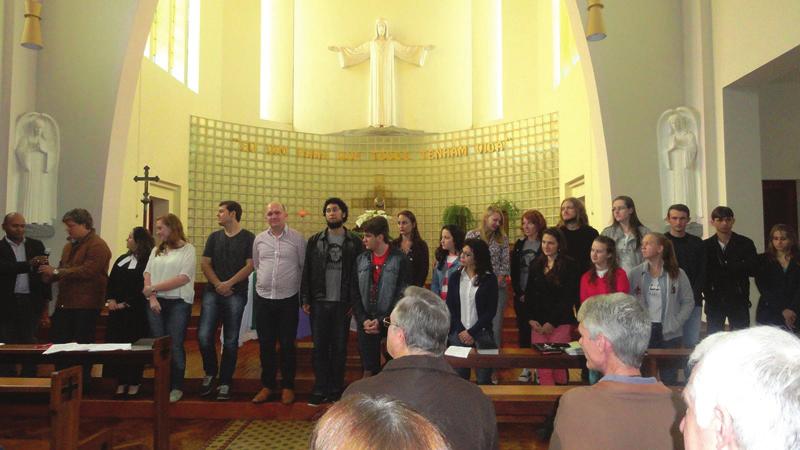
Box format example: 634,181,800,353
681,326,800,450
550,293,684,450
343,286,498,450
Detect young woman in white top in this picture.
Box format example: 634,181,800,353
143,213,196,403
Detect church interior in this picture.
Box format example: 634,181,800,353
1,0,799,448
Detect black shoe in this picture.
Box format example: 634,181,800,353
307,393,327,406
327,392,342,402
200,375,216,397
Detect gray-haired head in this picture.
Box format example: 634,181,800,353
391,286,451,356
685,327,800,450
577,292,651,368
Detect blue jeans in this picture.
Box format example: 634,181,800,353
682,305,703,379
198,291,247,385
649,323,682,385
682,305,702,349
491,287,507,348
448,329,496,385
147,298,192,390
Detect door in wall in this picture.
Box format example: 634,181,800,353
762,180,798,246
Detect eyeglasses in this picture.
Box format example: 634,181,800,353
382,317,393,328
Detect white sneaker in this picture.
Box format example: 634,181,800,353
169,389,183,403
518,368,532,382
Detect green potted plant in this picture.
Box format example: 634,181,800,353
441,204,474,232
491,199,520,236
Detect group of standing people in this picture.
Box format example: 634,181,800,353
1,193,797,403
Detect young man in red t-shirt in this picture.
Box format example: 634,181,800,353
352,216,411,377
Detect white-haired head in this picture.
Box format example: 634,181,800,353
684,327,800,450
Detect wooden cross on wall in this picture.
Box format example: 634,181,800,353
133,165,160,230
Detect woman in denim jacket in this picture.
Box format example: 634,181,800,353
431,225,465,300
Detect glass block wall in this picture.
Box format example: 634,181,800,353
188,113,560,281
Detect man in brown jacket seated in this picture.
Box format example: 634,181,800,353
39,209,112,383
549,293,684,450
343,286,498,450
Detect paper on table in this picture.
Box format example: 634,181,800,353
444,346,472,358
42,343,132,354
88,343,132,352
42,343,89,354
476,348,499,355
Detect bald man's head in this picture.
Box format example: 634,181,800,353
2,213,26,242
265,202,288,230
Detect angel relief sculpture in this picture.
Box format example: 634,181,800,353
657,107,701,218
14,112,60,225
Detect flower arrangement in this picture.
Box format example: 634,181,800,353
354,209,392,229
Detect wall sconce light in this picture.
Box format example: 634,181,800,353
586,0,606,41
20,0,43,50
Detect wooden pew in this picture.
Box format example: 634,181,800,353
0,366,113,449
480,385,575,423
446,347,692,380
0,336,171,450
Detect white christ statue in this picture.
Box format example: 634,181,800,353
329,18,434,128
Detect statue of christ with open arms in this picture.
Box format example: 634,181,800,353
329,18,434,128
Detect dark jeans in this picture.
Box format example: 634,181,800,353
255,294,299,389
356,319,389,375
448,329,496,385
649,323,682,385
0,294,44,376
310,302,351,396
513,294,531,349
51,307,100,383
705,300,750,335
198,291,247,385
146,298,192,390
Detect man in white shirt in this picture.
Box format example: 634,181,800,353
251,202,306,405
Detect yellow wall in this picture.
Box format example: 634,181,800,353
260,0,294,124
110,0,224,255
503,0,555,121
293,0,473,133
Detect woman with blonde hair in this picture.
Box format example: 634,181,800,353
628,232,694,384
143,214,196,402
466,205,510,350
